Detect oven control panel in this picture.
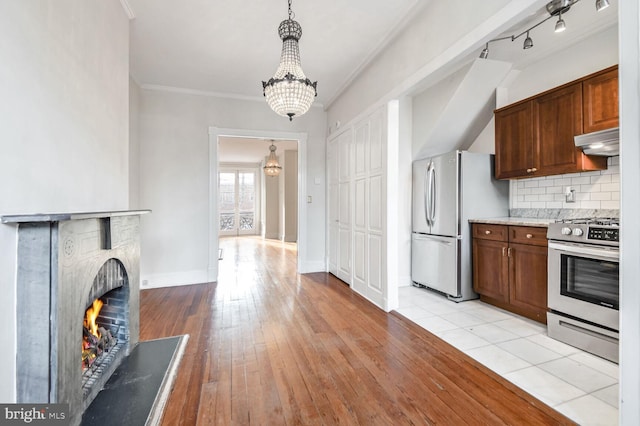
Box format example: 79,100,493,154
588,226,619,242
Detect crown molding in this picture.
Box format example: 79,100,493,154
119,0,136,20
140,84,324,109
324,0,425,109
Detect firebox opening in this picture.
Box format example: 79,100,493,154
81,259,130,400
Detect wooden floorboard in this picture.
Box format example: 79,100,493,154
140,236,575,425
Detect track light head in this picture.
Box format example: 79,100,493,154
555,14,566,33
479,43,489,59
523,32,534,49
596,0,610,12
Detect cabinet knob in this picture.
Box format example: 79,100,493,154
526,167,538,173
526,233,533,239
485,230,491,235
502,247,506,257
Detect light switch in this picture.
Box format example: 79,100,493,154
307,196,312,203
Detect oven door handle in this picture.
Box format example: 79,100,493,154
548,241,619,260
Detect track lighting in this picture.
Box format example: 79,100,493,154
479,0,609,59
554,13,566,32
523,32,533,49
479,43,489,59
596,0,610,11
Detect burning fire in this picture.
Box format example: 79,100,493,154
82,298,116,371
84,299,104,338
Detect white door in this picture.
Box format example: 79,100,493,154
337,129,353,283
219,169,258,236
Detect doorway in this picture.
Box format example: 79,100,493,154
208,127,308,282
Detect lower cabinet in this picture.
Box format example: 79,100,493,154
472,223,548,324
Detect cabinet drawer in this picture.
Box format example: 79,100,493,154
509,226,548,246
473,224,508,241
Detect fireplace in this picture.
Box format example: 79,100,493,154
2,210,148,426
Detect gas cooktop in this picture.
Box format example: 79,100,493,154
548,217,619,246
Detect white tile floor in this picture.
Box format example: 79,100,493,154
397,285,619,426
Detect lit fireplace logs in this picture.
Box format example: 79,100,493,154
82,299,118,370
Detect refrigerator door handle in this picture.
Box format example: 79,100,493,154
428,163,436,225
423,164,430,226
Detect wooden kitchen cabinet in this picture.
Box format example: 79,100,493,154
472,223,548,324
583,66,619,133
494,102,534,179
495,66,616,180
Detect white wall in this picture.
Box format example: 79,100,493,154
619,0,640,423
130,77,142,209
501,26,619,106
326,0,544,128
283,150,298,242
138,90,326,287
0,1,130,402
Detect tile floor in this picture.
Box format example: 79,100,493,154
397,285,619,426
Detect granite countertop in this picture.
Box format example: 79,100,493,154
469,217,555,227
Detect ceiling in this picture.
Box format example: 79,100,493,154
126,0,618,162
127,0,421,107
218,137,297,164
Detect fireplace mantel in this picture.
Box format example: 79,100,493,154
6,209,149,426
1,209,150,223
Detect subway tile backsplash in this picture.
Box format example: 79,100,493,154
510,156,620,210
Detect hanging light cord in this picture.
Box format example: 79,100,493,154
288,0,295,20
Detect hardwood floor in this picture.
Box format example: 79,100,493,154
140,236,575,425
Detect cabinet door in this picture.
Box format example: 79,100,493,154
495,102,534,179
509,242,548,322
534,83,584,176
583,67,619,133
472,238,509,302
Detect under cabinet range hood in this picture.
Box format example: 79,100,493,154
574,127,619,156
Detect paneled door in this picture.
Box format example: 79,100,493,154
219,169,258,236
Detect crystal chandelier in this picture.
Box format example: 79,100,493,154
263,141,282,177
262,0,317,121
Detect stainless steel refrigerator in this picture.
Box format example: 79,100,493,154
411,150,508,301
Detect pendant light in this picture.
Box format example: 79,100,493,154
523,32,533,49
262,0,317,121
554,12,567,32
263,141,282,177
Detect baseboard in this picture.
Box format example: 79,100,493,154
141,270,211,289
298,260,325,274
397,275,413,287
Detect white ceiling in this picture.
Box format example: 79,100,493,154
127,0,421,107
218,137,297,164
126,0,618,162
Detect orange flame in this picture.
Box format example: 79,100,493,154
84,299,104,338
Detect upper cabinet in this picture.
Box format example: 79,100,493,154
495,65,617,180
583,66,619,133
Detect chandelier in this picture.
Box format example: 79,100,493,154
262,0,317,121
263,141,282,177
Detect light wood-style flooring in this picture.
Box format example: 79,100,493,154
140,236,574,425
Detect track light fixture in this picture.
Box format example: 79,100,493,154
479,0,611,59
480,43,489,59
523,32,534,49
554,13,567,32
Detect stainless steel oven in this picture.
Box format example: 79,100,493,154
547,218,619,363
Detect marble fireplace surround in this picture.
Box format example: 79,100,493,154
2,210,149,426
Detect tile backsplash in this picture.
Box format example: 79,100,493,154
510,156,620,210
